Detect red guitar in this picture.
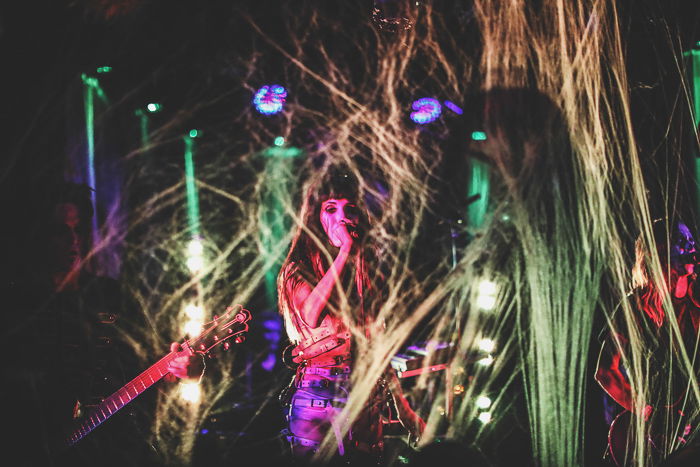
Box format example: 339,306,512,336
606,405,691,466
65,305,252,447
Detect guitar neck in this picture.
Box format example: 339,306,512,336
67,350,183,446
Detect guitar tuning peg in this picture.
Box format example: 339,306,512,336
223,342,231,351
235,335,246,344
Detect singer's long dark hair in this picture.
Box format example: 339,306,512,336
277,171,375,343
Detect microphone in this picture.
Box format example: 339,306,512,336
342,221,360,239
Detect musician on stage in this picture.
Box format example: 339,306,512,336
3,180,195,467
595,219,700,465
277,169,425,465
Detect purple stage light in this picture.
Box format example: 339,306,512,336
253,85,288,115
410,97,442,124
444,100,463,115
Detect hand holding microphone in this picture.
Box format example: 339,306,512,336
335,220,359,251
344,221,360,239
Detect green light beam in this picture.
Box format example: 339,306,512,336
184,135,201,238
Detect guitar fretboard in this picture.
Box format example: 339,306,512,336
67,350,183,446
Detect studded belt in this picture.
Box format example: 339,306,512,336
303,365,351,377
291,397,345,409
302,353,352,368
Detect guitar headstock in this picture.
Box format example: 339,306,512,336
187,305,251,355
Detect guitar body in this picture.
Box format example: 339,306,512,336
606,408,691,466
607,410,635,466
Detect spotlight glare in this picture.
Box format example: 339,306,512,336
410,97,442,124
184,303,204,320
183,319,203,337
478,338,496,353
187,239,204,256
478,280,497,295
274,136,285,147
179,381,201,403
478,355,494,366
146,103,161,113
476,396,492,409
478,411,492,424
476,280,498,310
254,85,288,115
186,255,204,273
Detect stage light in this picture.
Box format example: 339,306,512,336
274,136,285,146
185,235,204,273
186,255,204,273
471,131,487,141
410,97,442,124
179,381,201,403
254,84,288,115
477,355,494,366
184,303,204,320
189,129,200,138
444,100,463,115
478,411,492,424
476,280,498,310
183,319,203,337
96,66,112,74
263,145,303,158
476,395,492,409
183,138,201,238
453,384,465,395
476,294,497,310
146,103,161,113
182,301,205,337
478,280,497,295
478,338,496,353
187,238,204,256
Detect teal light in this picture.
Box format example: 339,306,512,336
259,143,304,306
80,73,108,103
96,66,112,73
184,136,201,237
686,47,700,219
467,158,490,229
263,146,303,158
471,131,487,141
189,129,200,138
134,109,149,148
146,103,162,113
